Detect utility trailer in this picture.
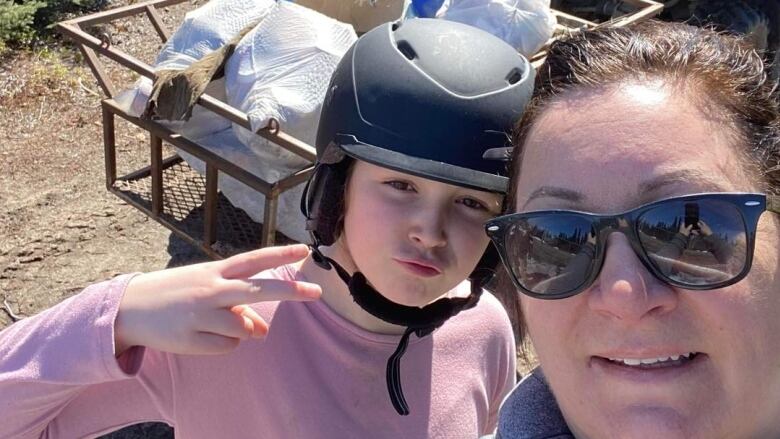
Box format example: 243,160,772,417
56,0,662,259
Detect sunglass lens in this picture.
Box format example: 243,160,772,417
637,199,748,286
503,215,598,296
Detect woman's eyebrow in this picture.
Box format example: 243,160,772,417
637,170,728,200
522,186,584,209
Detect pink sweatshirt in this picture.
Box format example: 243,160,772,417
0,265,515,438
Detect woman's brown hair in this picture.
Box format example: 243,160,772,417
508,20,780,212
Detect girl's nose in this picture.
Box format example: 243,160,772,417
587,232,678,323
408,205,447,249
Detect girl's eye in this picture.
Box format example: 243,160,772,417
459,197,488,211
385,180,415,192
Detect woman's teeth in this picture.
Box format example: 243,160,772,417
607,352,696,367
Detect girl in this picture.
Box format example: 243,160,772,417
0,18,533,438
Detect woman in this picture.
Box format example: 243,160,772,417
488,20,780,438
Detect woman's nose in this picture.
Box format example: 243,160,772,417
587,232,678,322
408,205,447,248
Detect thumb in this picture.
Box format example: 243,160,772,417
221,244,310,280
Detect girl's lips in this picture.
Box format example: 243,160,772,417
394,259,442,277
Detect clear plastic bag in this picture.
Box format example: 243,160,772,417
116,0,356,243
440,0,556,57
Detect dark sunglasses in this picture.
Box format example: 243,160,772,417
485,193,780,299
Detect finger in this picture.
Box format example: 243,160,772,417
215,278,322,307
198,309,253,340
231,305,269,338
221,244,311,280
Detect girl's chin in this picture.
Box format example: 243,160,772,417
375,282,443,307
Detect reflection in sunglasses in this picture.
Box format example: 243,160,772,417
515,234,595,294
647,253,735,284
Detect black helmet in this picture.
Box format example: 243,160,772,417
300,18,534,416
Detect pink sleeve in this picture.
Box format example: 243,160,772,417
0,274,175,439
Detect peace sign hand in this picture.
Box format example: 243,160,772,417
114,244,321,356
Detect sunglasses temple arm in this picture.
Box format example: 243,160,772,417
768,195,780,215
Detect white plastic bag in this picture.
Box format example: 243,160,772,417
116,0,277,135
440,0,556,57
155,0,277,71
217,1,355,241
115,0,356,243
135,0,278,138
217,2,355,241
226,1,356,149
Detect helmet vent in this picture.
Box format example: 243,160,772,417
391,21,401,31
396,40,417,60
506,67,524,85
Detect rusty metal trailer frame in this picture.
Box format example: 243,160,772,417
57,0,318,259
56,0,662,259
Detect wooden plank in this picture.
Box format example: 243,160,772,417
274,166,315,193
552,8,596,28
617,2,663,26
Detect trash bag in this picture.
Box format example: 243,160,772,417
225,1,356,161
145,0,279,139
217,2,355,242
156,0,277,71
116,0,356,243
440,0,556,57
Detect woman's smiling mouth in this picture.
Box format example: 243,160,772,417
590,351,708,380
604,352,698,368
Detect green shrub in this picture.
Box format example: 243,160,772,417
35,0,107,30
0,0,44,47
0,0,106,49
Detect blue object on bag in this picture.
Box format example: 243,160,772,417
410,0,445,17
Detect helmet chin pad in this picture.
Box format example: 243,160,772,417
303,160,352,247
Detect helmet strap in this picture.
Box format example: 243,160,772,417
308,244,485,415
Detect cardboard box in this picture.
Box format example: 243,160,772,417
296,0,407,33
